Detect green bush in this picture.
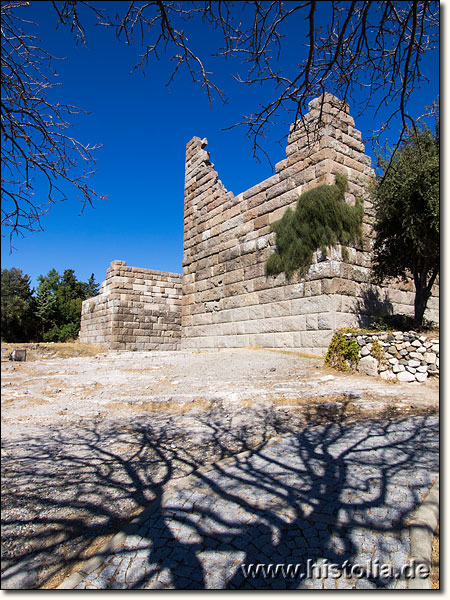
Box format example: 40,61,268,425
324,330,360,371
266,174,363,279
43,322,80,342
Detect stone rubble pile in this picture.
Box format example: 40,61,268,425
344,331,439,383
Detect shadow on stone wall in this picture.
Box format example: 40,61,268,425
355,287,394,329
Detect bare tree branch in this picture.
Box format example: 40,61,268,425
2,1,439,242
1,0,107,244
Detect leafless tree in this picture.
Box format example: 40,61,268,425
100,1,439,155
1,1,439,240
1,0,106,243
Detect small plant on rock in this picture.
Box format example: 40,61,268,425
371,338,385,366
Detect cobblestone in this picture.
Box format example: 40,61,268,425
61,415,437,589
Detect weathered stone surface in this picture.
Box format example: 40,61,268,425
380,370,396,381
9,349,27,362
408,360,421,368
423,352,437,364
397,371,416,383
358,356,378,377
415,372,428,382
79,261,182,350
79,94,439,354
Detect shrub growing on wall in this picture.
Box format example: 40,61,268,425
265,174,363,279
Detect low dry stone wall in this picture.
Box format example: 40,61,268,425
346,331,440,383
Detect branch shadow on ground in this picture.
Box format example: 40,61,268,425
1,405,438,589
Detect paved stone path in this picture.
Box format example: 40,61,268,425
67,415,438,590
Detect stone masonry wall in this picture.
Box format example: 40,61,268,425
181,93,438,355
80,260,182,350
80,93,438,354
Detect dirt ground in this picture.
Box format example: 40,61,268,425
1,343,439,588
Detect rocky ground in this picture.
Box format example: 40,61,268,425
1,344,439,589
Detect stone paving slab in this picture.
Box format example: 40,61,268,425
61,415,438,590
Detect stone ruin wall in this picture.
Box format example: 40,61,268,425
80,94,438,355
80,261,182,350
181,94,438,355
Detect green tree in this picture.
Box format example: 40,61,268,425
36,267,95,341
85,273,100,298
1,267,35,341
35,270,59,337
371,125,439,328
266,175,363,279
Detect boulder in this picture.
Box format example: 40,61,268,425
358,355,379,377
397,371,416,382
9,349,26,362
415,372,428,382
423,352,437,364
359,345,371,357
407,359,421,368
380,370,396,381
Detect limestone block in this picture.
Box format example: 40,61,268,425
306,314,318,330
243,174,280,201
397,371,416,382
232,320,255,335
264,301,292,318
272,332,296,348
284,282,305,300
291,295,332,315
380,370,396,381
259,288,286,304
248,305,265,320
301,329,334,349
250,333,275,347
279,315,306,331
358,355,378,377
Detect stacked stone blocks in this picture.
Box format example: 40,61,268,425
80,93,438,354
180,93,438,354
349,331,440,383
80,260,182,350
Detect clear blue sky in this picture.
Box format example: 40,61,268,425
1,1,439,291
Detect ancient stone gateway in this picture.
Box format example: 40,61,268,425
79,94,439,355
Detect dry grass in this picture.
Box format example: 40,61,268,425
104,396,212,414
244,345,323,360
1,342,106,361
1,395,49,407
431,521,439,589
